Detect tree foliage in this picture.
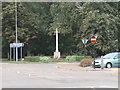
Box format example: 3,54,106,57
75,2,118,55
2,2,119,57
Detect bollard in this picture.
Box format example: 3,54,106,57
101,59,104,69
93,61,96,69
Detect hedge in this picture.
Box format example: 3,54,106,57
65,56,92,62
80,58,94,67
24,56,52,62
24,56,92,62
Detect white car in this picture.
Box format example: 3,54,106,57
92,52,120,68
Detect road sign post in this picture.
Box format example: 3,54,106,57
91,35,98,69
10,43,24,61
21,47,22,60
15,0,18,61
14,47,15,60
10,47,11,60
82,39,88,58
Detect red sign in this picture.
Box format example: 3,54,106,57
91,36,96,43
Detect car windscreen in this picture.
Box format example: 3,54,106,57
103,53,117,59
114,54,120,59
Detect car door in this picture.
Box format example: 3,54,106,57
117,54,120,67
112,54,120,67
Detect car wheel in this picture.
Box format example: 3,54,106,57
106,63,112,68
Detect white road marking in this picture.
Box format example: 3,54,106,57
17,71,20,74
90,86,94,88
29,74,31,77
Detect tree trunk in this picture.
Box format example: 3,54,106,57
8,52,9,59
27,49,31,56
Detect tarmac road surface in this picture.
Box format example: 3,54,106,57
1,62,118,88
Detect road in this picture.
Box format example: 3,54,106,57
1,62,118,88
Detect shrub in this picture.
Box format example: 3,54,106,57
0,58,9,61
60,56,66,58
65,56,92,62
50,56,66,58
80,58,94,67
24,56,52,62
39,56,52,62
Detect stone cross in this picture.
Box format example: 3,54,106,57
54,28,60,59
55,28,59,52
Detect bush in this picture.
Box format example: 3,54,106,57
0,58,9,61
60,56,66,58
24,56,52,62
80,58,94,67
65,56,92,62
50,56,66,58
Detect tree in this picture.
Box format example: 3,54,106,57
49,2,81,55
74,2,119,56
2,2,119,57
23,2,55,56
2,2,39,57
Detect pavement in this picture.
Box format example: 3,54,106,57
0,62,118,88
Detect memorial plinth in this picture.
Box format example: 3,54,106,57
54,51,60,59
